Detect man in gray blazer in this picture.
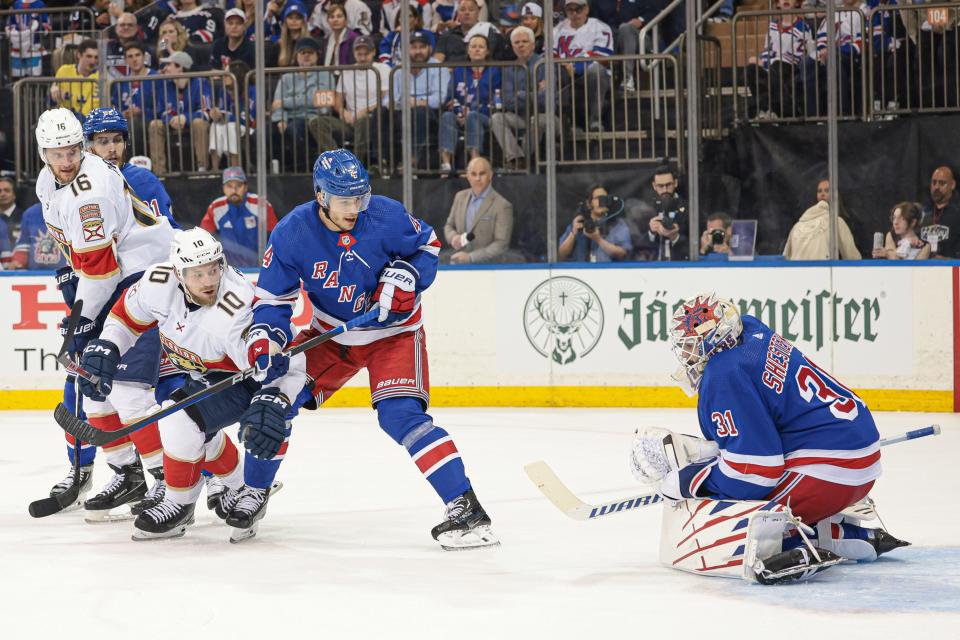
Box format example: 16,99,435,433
443,156,515,264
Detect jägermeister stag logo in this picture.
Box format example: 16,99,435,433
524,277,604,364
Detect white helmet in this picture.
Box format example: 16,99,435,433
169,227,225,281
669,293,742,396
36,108,84,163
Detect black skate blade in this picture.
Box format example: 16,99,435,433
54,403,111,446
28,486,81,518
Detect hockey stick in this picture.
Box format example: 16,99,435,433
29,302,88,518
525,425,942,521
52,307,381,446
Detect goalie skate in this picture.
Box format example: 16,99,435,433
228,481,283,544
751,547,844,585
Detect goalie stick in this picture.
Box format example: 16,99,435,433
52,307,381,446
525,425,942,521
29,301,87,518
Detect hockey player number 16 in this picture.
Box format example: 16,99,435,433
795,363,859,421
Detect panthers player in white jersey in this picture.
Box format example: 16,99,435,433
34,108,175,521
78,228,307,541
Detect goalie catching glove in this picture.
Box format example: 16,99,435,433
245,324,290,383
77,339,121,401
630,427,719,500
239,388,291,459
370,259,418,326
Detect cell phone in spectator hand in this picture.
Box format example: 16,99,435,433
873,232,884,250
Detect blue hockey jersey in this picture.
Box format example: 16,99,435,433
252,195,441,346
678,315,881,501
14,203,67,269
121,162,179,229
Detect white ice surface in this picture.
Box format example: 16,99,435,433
1,408,958,639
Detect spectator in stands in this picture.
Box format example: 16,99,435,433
10,203,65,270
439,33,501,173
148,51,213,174
644,164,689,261
559,184,632,262
745,0,816,119
380,1,433,66
813,0,865,116
276,1,311,66
211,7,257,69
491,25,543,170
6,0,51,79
321,2,360,66
519,3,545,54
112,42,157,154
310,35,390,171
232,0,259,38
104,12,147,80
272,38,337,170
310,0,373,37
207,60,249,171
699,212,732,258
435,0,506,62
443,156,515,263
200,167,278,267
50,38,101,119
783,180,861,260
553,0,613,132
610,0,665,93
433,0,459,32
873,201,930,260
389,30,451,170
174,0,223,44
155,18,208,72
919,165,960,258
0,176,24,249
139,0,177,43
497,4,520,42
384,0,435,35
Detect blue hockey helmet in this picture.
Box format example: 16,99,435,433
82,107,129,140
313,149,371,211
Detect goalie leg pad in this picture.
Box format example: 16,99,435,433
660,497,793,580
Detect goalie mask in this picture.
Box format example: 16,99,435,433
669,293,741,396
169,228,226,306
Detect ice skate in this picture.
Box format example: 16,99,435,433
131,500,196,541
130,467,166,517
48,465,94,513
430,489,500,551
752,547,843,585
213,485,242,521
227,481,282,543
870,529,911,558
83,460,147,523
204,474,225,512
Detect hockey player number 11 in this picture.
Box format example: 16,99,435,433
796,360,859,421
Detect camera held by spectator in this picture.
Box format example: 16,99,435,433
646,164,689,261
559,185,632,262
700,212,732,256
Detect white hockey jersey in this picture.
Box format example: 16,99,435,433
36,153,175,321
100,263,306,401
552,17,614,60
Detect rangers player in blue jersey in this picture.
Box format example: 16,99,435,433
245,149,499,550
631,293,908,584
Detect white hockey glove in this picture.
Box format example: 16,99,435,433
629,427,720,485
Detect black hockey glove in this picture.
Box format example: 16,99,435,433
55,267,79,307
239,388,291,460
78,339,121,402
60,315,98,358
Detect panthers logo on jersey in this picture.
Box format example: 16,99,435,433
160,333,207,373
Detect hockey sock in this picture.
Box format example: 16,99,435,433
163,452,204,506
64,434,97,466
92,413,138,467
379,397,471,503
242,448,284,490
129,421,163,471
203,432,243,490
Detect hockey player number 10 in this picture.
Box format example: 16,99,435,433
795,362,859,421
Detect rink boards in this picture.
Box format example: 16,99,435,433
0,262,954,411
